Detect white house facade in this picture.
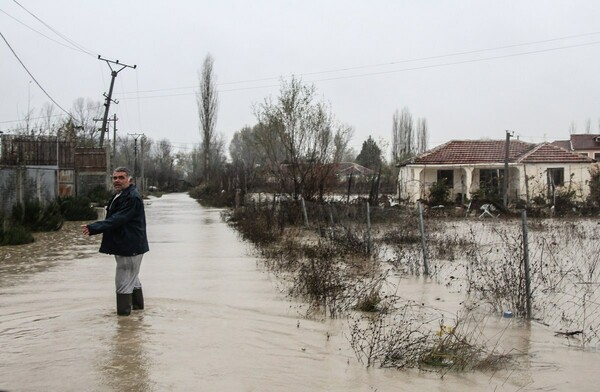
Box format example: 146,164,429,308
397,140,595,204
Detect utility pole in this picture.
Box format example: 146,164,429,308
128,133,144,186
503,130,513,208
94,112,119,187
93,114,118,158
98,55,136,148
140,136,145,194
110,114,118,160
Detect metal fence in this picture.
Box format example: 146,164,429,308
0,166,58,213
266,197,600,347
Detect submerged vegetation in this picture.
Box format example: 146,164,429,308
217,192,600,375
221,197,518,373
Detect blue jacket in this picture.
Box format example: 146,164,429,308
87,185,149,256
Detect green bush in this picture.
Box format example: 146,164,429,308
553,188,577,215
87,186,112,205
0,224,34,246
586,166,600,211
11,200,64,232
59,196,99,221
189,184,234,208
428,180,450,206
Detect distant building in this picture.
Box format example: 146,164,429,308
552,133,600,160
0,134,107,214
397,139,594,204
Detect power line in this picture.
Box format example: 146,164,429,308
309,40,600,84
0,104,105,125
115,38,600,102
295,30,600,77
0,30,71,116
115,31,600,98
11,0,96,56
0,8,90,54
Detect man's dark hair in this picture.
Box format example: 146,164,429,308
113,167,131,177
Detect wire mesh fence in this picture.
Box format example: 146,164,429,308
421,214,600,347
238,194,600,348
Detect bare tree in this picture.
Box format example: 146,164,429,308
41,103,56,134
333,125,354,163
392,107,414,162
585,118,592,134
153,139,174,190
392,107,429,161
229,125,263,192
569,121,577,134
71,98,103,146
114,134,137,169
254,76,340,200
197,53,218,183
416,118,428,154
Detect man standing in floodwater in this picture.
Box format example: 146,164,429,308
82,167,149,316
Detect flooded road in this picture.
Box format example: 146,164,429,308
1,193,600,391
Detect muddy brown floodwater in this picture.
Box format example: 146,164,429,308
1,193,600,391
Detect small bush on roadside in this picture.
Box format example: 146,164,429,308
585,166,600,212
11,200,63,232
428,180,451,206
86,185,112,205
552,188,578,215
224,202,279,245
0,224,34,246
189,184,234,208
59,196,99,221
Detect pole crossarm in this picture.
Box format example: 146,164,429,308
97,55,137,148
98,55,137,71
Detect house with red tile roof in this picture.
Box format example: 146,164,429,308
397,139,595,205
551,134,600,160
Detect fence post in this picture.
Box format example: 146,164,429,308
366,201,372,254
301,197,309,227
521,210,532,319
418,201,430,276
235,188,241,209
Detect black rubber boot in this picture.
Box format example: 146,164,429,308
116,293,132,316
132,288,144,310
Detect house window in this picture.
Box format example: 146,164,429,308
437,170,454,186
479,169,503,189
594,152,600,160
547,168,564,187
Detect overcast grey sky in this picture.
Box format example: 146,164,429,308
2,0,600,157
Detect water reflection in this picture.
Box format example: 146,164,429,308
101,315,152,392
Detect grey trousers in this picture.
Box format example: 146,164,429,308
114,254,144,294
